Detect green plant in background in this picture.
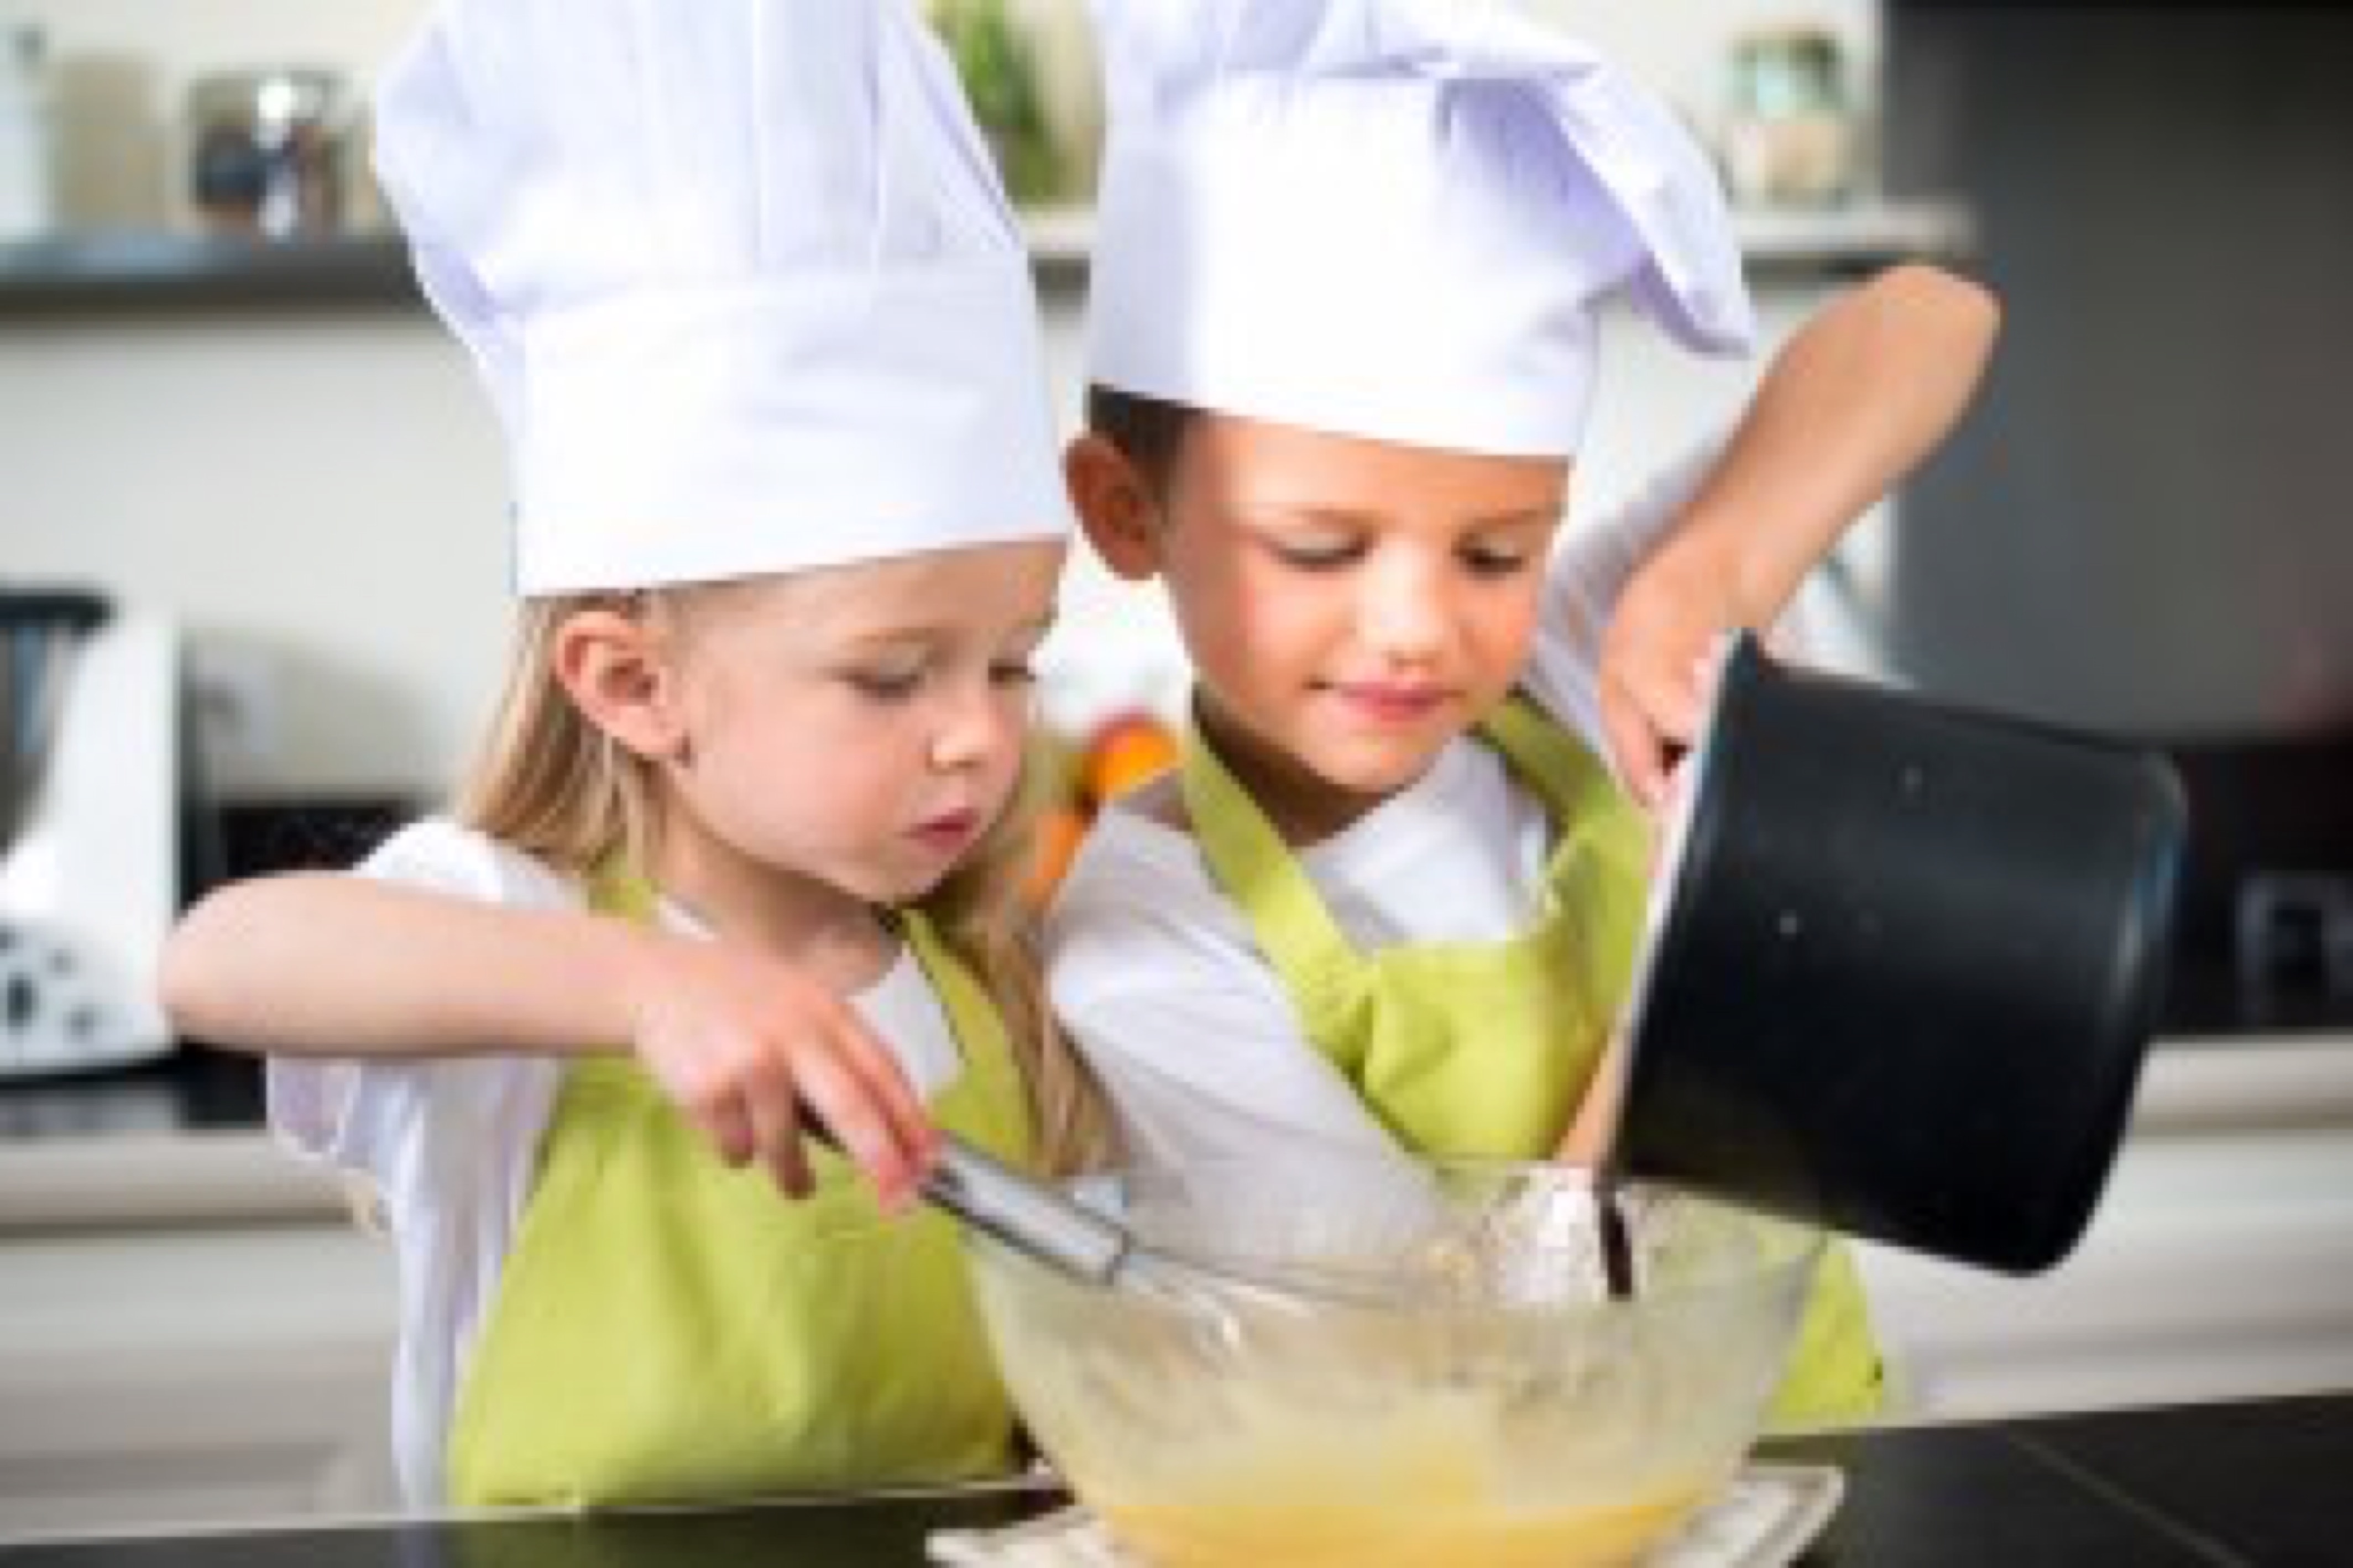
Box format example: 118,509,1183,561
929,0,1060,205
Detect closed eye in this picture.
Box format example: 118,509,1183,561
1460,542,1535,578
1269,538,1363,571
845,666,924,702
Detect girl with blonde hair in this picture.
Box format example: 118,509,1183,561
161,0,1100,1512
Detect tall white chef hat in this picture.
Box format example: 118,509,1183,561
1086,0,1754,459
374,0,1071,596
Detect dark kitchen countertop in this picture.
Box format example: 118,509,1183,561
0,1043,261,1141
1777,1391,2353,1565
0,1391,2345,1566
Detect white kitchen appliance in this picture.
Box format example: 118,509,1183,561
1,589,181,1076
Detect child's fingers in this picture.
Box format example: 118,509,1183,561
1648,652,1712,748
763,1136,816,1199
833,1018,940,1162
698,1089,760,1171
743,1075,817,1198
798,995,938,1174
1607,642,1719,809
1599,681,1669,811
793,1047,923,1207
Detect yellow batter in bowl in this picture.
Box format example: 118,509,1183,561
969,1158,1817,1568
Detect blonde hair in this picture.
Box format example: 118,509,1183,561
458,592,1109,1177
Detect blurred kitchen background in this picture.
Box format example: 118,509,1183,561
2,0,2350,1540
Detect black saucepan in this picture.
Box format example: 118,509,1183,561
1607,633,2187,1274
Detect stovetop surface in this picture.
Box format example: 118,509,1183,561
2158,728,2353,1035
0,1042,260,1140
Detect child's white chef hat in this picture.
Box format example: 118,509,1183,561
1085,0,1754,459
375,0,1070,596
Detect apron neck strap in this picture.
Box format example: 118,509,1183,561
1179,691,1613,984
1476,695,1625,865
1180,712,1356,986
588,856,656,922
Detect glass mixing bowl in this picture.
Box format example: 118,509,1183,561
968,1157,1820,1568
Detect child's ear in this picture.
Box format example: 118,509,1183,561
550,607,686,762
1064,433,1163,581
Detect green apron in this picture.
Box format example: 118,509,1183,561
445,872,1032,1508
1183,695,1883,1427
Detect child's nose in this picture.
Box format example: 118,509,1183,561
929,682,1020,771
1357,553,1451,661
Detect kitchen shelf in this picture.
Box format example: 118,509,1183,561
0,218,1092,314
1730,200,1976,270
0,231,416,312
1022,199,1976,275
0,199,1972,316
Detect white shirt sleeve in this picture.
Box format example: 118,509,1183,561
1523,433,1727,757
1045,802,1404,1176
266,819,575,1179
1526,428,1822,769
262,817,580,1510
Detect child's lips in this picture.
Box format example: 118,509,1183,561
1327,680,1452,723
912,807,982,851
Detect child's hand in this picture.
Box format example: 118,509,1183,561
1596,266,2001,817
1598,536,1747,814
619,933,939,1209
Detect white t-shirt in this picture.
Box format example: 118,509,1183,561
1045,441,1761,1176
267,822,966,1508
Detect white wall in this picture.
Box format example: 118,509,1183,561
3,314,511,800
0,280,1850,799
0,0,1881,801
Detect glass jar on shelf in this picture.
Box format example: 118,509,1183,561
1721,24,1858,209
185,67,347,239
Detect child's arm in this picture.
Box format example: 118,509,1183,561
1601,264,2001,807
1554,1028,1626,1167
161,873,938,1204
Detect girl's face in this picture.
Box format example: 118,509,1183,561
1131,415,1564,842
650,539,1064,927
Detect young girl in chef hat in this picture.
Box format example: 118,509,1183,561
1048,0,2000,1427
161,0,1104,1511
